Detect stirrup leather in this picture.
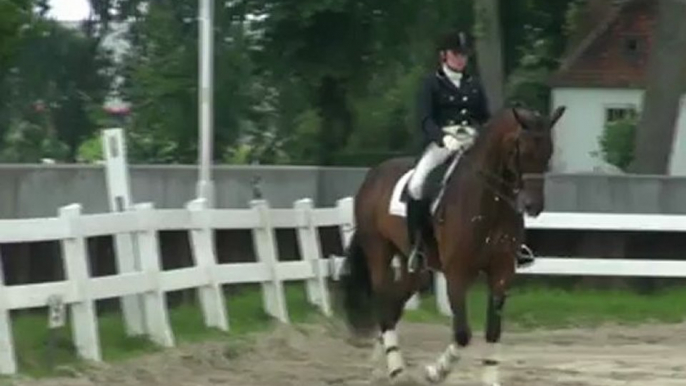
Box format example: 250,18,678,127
407,241,426,273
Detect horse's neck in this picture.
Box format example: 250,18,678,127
466,128,508,186
458,129,515,214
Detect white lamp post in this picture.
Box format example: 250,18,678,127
197,0,215,206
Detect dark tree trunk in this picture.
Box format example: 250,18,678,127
317,76,353,166
629,0,686,174
474,0,505,112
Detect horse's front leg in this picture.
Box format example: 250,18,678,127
482,257,515,386
482,290,505,386
425,273,470,383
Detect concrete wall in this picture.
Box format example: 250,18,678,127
550,87,686,175
0,164,368,218
2,164,686,295
4,164,686,218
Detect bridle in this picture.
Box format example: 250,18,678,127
474,136,523,212
439,117,549,214
465,126,547,214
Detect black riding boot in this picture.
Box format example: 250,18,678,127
406,197,430,271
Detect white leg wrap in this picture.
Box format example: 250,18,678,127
481,343,502,386
382,330,405,376
382,329,399,349
425,343,460,383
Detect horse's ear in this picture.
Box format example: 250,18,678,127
550,106,566,127
512,107,526,130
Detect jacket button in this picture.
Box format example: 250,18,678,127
461,120,468,125
463,96,468,101
461,109,467,114
449,96,454,101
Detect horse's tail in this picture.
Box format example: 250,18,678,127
339,231,377,335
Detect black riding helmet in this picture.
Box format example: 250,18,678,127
437,30,473,56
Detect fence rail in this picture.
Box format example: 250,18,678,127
1,195,686,374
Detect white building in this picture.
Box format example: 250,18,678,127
549,0,686,175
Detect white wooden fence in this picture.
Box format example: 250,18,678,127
3,197,686,374
0,130,685,374
0,195,357,374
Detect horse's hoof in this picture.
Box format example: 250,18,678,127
389,369,418,386
424,364,445,383
389,367,404,379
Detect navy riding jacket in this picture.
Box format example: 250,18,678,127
417,68,491,147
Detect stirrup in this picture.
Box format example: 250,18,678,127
517,244,535,268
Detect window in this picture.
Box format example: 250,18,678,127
623,36,643,62
605,105,637,124
625,37,640,53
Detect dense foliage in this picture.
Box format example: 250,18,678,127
598,117,638,171
0,0,584,166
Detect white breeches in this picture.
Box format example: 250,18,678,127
407,142,454,200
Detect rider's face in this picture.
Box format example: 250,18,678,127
442,50,468,71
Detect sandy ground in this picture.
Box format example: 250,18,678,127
8,320,686,386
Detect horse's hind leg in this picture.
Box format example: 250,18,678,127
425,273,471,383
362,235,408,379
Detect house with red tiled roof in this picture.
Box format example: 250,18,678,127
549,0,686,174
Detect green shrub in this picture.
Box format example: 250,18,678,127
597,116,637,171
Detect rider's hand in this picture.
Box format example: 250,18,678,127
442,135,461,151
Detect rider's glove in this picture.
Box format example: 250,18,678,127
442,135,461,151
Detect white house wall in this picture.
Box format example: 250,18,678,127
551,87,686,175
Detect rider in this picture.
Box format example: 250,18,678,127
405,30,535,269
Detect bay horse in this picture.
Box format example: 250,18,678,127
339,105,565,384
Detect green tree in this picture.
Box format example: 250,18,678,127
114,0,261,163
0,0,34,78
0,119,69,162
87,0,582,166
501,0,584,113
597,116,637,171
250,0,475,165
0,9,114,162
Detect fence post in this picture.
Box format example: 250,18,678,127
134,203,175,347
336,197,355,249
101,128,145,335
250,200,289,323
186,199,229,331
330,197,356,279
0,248,16,374
59,204,102,362
294,199,332,317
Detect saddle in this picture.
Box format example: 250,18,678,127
400,152,460,219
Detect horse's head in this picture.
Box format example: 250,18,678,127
503,106,565,216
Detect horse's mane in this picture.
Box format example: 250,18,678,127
461,107,517,169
